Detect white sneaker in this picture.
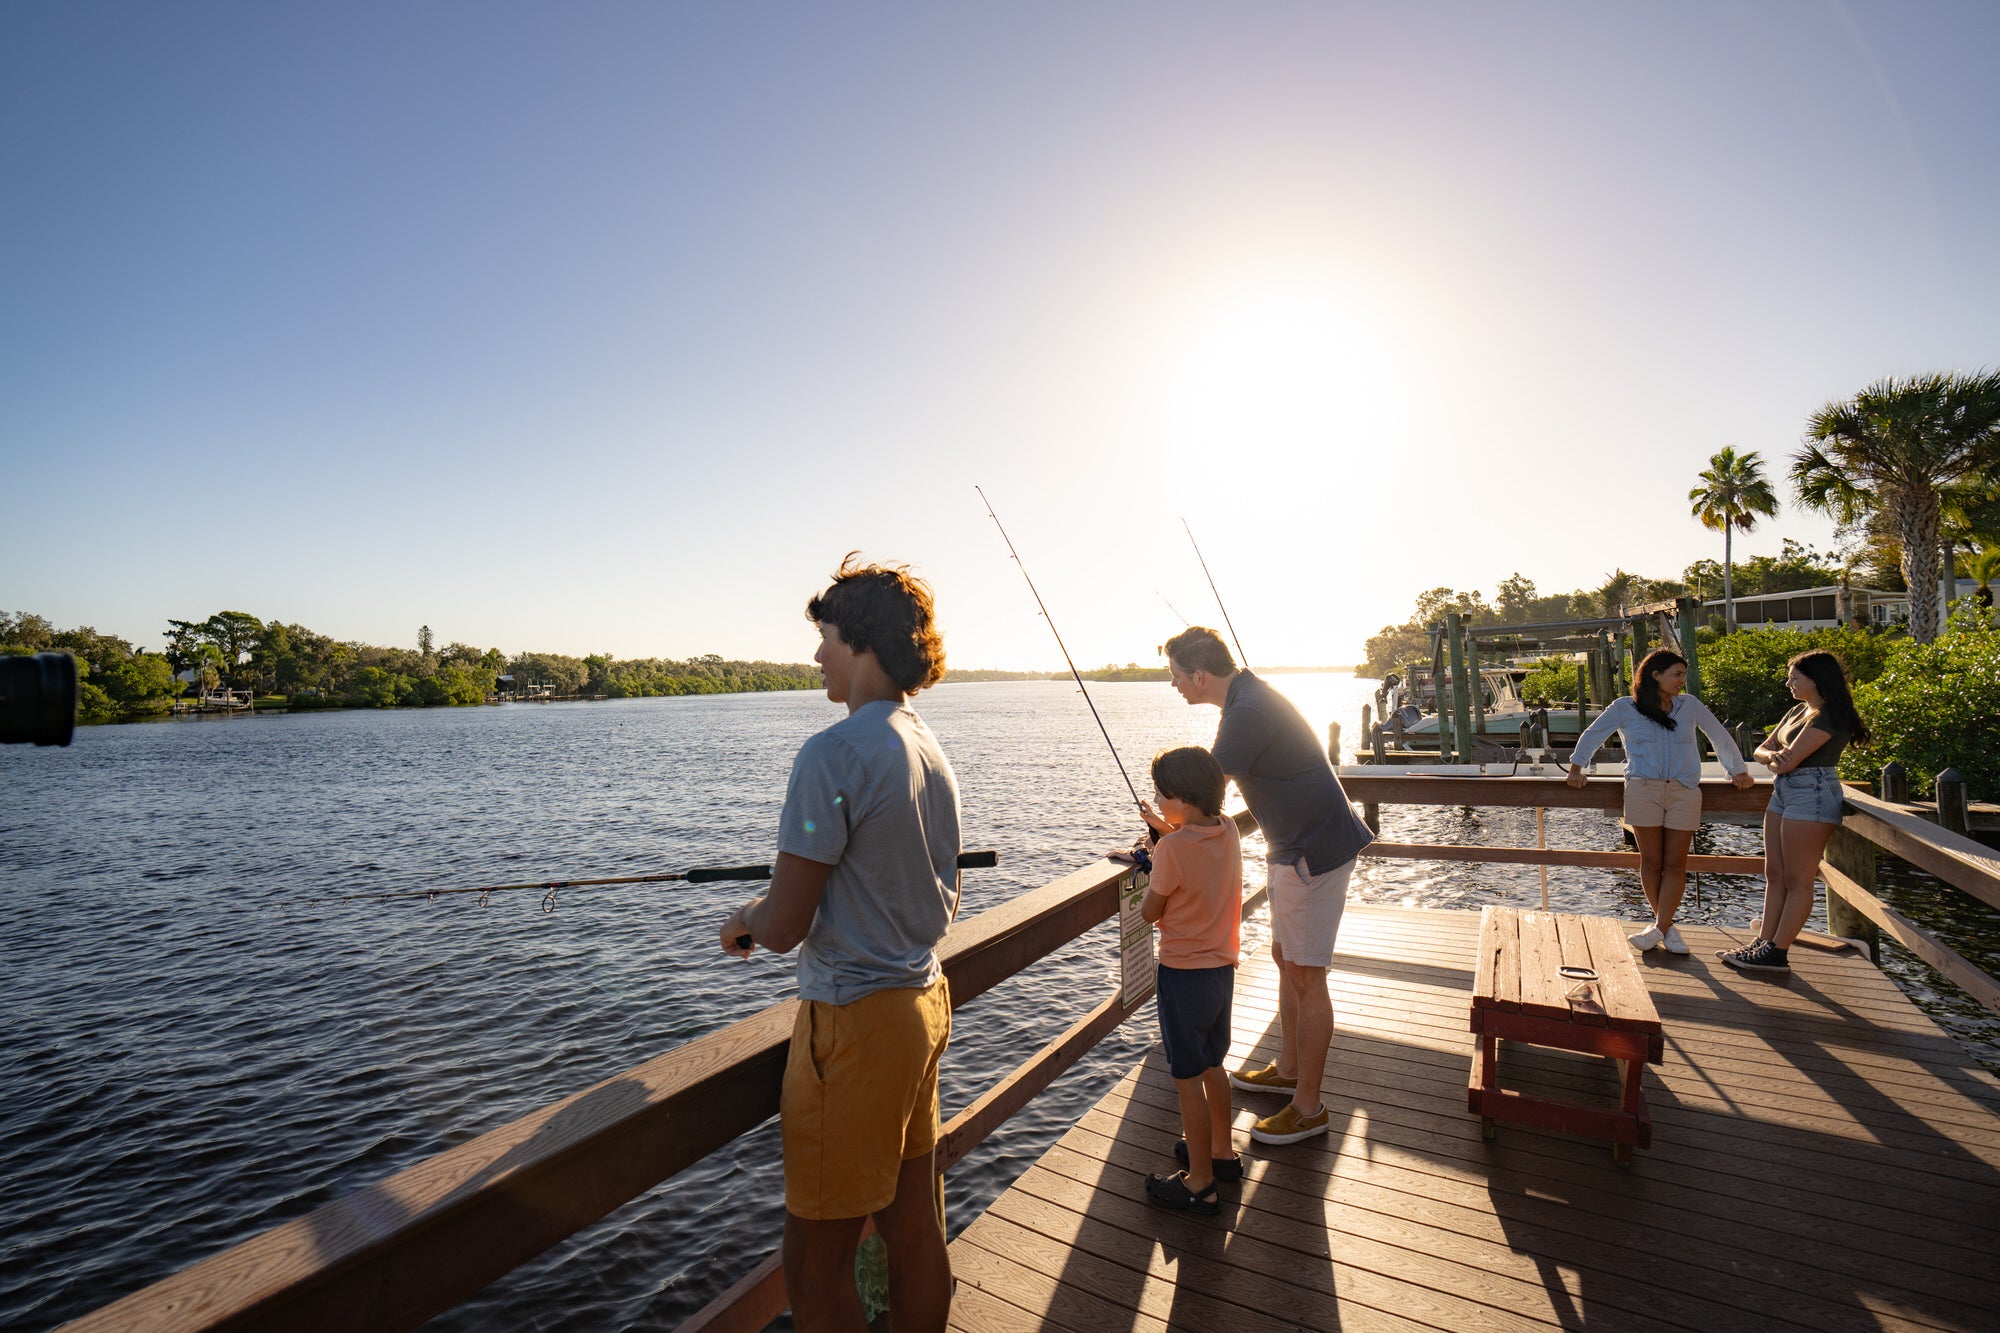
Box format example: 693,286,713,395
1661,926,1690,955
1628,925,1664,951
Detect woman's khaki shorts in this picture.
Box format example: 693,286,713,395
1623,777,1702,831
781,974,950,1220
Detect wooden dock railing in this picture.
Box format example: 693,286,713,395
68,774,1999,1331
66,813,1264,1333
1333,772,2000,1019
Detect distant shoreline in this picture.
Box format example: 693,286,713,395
943,665,1356,683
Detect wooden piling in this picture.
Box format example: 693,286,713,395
1467,628,1485,737
1880,761,1910,804
1676,596,1702,695
1327,720,1343,765
1825,824,1881,963
1937,768,1971,836
1446,613,1473,766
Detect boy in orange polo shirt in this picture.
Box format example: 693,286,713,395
1138,745,1243,1215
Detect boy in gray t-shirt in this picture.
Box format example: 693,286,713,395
778,699,959,1005
720,557,958,1332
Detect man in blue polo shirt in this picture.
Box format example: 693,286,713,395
1164,626,1374,1144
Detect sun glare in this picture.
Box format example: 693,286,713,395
1154,285,1406,472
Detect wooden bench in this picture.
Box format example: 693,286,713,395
1469,904,1664,1163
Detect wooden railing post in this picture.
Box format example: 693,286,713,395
1880,761,1909,804
1937,768,1971,836
1733,723,1758,761
1826,821,1881,963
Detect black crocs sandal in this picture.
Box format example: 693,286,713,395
1144,1171,1220,1215
1174,1139,1244,1182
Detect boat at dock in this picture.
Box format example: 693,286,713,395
1389,663,1586,738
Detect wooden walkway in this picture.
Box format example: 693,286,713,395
946,905,2000,1332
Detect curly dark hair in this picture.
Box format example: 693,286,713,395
805,553,947,692
1151,745,1226,817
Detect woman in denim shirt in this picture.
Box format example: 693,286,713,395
1721,650,1870,975
1566,650,1753,955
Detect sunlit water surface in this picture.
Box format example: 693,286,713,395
3,675,1993,1329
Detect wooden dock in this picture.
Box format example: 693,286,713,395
947,905,2000,1332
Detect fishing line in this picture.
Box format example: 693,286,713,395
1157,592,1190,626
1183,517,1249,668
977,485,1148,816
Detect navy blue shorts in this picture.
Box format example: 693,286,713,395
1156,963,1235,1080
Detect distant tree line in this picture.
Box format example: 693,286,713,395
1,611,182,723
2,609,825,723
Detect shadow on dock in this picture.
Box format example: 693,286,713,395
948,906,2000,1331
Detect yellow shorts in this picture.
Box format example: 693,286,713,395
781,975,951,1220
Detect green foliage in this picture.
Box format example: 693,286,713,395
1696,626,1898,729
11,606,830,722
1726,538,1843,598
509,651,590,695
1517,655,1582,706
1081,664,1170,682
351,666,415,708
1361,621,1435,678
592,654,822,696
98,652,180,713
3,611,185,722
76,676,121,724
1845,618,2000,799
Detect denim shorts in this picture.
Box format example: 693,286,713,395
1769,767,1845,824
1156,963,1235,1080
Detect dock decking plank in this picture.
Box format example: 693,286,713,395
1073,1090,1991,1332
949,906,2000,1332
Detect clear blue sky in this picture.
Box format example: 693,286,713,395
6,3,1996,668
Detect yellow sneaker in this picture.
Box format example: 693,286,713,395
1228,1062,1298,1094
1250,1102,1331,1145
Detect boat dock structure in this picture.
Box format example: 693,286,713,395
66,775,2000,1332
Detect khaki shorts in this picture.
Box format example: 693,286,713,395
1268,856,1355,969
781,974,950,1220
1623,777,1702,831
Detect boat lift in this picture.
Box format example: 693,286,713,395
1364,596,1706,765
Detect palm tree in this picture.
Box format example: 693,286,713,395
1689,447,1779,632
1596,569,1639,617
1794,371,2000,642
1971,546,2000,610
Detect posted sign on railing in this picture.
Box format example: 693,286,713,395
1118,870,1156,1008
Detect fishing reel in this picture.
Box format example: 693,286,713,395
1114,830,1154,874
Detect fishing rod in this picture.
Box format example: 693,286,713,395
1183,517,1249,668
976,482,1152,816
1157,592,1190,626
290,850,1001,915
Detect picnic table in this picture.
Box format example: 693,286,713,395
1469,904,1665,1163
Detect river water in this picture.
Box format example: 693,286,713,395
3,675,1994,1330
